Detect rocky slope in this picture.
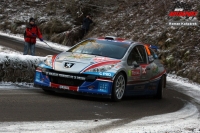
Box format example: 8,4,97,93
0,0,200,83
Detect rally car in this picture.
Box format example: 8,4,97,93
34,36,166,101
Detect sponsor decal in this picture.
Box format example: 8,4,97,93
99,72,112,76
83,72,115,77
152,63,159,74
59,85,69,90
128,70,131,77
64,54,92,60
50,83,78,91
168,1,198,26
131,69,140,76
128,69,141,80
98,82,109,92
93,57,113,62
45,72,86,80
141,67,147,74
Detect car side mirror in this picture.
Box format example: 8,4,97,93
153,54,158,59
132,61,139,68
149,55,155,63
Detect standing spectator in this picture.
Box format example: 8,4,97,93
24,17,43,56
81,14,93,38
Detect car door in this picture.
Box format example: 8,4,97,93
126,45,152,91
146,46,164,91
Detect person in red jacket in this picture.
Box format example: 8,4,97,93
24,17,43,56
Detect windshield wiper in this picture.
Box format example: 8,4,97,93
90,53,103,56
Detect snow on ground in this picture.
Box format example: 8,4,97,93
105,102,200,133
0,31,70,52
0,45,22,54
0,31,200,133
168,74,200,103
0,119,119,133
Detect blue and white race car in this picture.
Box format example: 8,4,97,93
34,36,166,101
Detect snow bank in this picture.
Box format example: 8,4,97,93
0,53,45,83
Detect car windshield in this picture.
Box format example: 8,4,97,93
67,39,130,59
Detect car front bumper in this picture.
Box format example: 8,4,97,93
34,70,113,96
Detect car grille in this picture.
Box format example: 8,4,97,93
43,70,88,86
49,76,84,86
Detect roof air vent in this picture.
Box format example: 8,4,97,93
105,36,116,40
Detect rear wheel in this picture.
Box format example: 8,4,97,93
112,73,126,102
155,75,165,99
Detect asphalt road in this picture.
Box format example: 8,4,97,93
0,35,194,123
0,35,61,56
0,87,189,122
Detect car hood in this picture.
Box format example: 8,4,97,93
53,52,119,73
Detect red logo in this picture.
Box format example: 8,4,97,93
168,1,198,19
169,11,198,17
131,69,140,76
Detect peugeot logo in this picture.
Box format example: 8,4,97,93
64,62,74,68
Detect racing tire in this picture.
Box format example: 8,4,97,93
155,75,165,99
112,72,126,102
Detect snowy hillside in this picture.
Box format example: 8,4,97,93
0,0,200,83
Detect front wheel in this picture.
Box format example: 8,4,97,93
112,73,126,102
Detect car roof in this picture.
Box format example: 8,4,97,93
88,36,135,45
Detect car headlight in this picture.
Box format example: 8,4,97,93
44,55,53,67
86,64,115,72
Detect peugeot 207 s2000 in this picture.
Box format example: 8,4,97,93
34,36,166,101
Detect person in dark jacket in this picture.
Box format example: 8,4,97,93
81,14,93,38
23,17,43,56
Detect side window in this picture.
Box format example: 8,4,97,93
127,48,136,65
149,48,153,55
136,45,147,64
127,45,147,65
